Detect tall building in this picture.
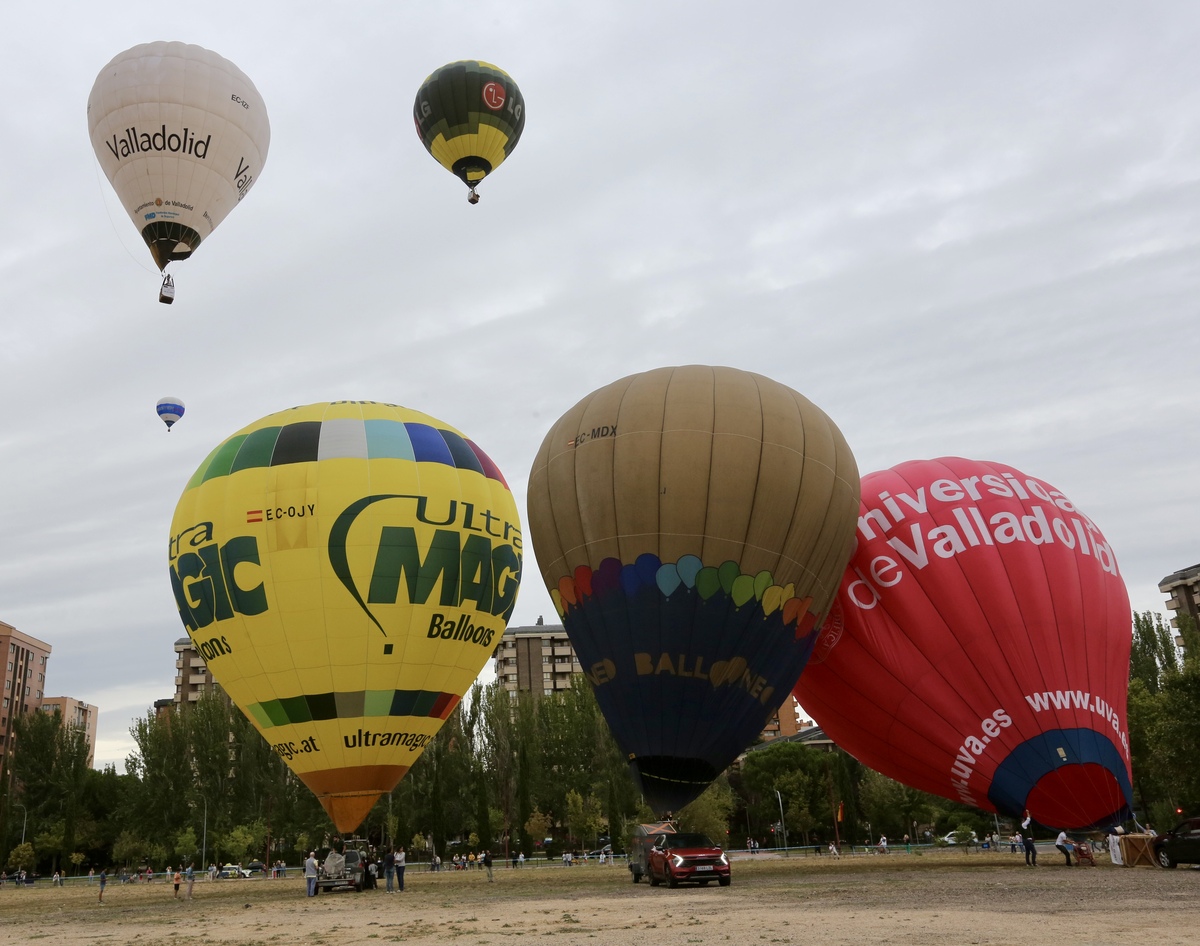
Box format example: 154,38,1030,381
174,636,220,705
0,621,53,773
760,694,803,741
493,619,583,694
1159,563,1200,651
37,697,99,768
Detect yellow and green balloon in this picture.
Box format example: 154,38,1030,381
169,402,522,832
413,60,525,202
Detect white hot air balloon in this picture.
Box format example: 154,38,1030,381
156,397,185,431
88,42,270,303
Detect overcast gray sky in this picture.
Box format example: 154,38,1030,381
2,2,1197,769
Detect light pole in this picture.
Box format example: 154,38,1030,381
15,803,27,846
201,797,207,871
774,790,788,855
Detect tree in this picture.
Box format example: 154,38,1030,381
676,779,734,842
6,842,35,873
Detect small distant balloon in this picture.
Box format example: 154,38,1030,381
157,397,185,431
413,60,525,203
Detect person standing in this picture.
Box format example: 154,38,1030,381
98,868,107,904
1055,829,1074,866
482,850,493,882
185,864,195,900
384,848,395,893
1021,812,1038,867
89,867,95,884
396,846,406,892
172,867,182,898
304,851,319,897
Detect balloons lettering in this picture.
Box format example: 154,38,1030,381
527,366,860,815
169,401,522,831
795,457,1132,830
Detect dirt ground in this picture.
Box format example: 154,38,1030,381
1,850,1196,946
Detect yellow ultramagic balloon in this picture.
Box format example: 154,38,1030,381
169,402,522,831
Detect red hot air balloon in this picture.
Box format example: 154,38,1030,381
795,458,1132,831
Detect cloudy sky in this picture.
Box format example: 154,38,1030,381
2,2,1197,769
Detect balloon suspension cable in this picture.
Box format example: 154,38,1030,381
467,186,480,205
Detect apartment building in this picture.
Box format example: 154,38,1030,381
493,619,583,694
0,621,53,772
38,697,99,767
174,636,220,705
1159,563,1200,651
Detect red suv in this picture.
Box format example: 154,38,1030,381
646,832,731,887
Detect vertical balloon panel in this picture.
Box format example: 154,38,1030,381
170,402,521,832
795,458,1132,830
528,366,860,815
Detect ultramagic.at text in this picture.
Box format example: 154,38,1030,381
846,472,1118,610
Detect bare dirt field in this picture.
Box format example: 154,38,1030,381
2,850,1196,946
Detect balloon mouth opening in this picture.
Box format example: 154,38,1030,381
632,756,719,817
1023,765,1132,830
299,765,410,834
452,157,492,186
142,221,201,270
987,728,1132,830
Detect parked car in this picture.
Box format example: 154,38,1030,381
219,863,251,878
245,861,267,875
941,830,978,846
645,832,731,888
1154,817,1200,868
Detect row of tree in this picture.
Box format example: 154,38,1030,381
2,611,1196,875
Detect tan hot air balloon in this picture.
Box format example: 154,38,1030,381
527,365,859,815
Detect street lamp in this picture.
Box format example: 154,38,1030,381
201,797,207,870
15,803,27,846
774,790,788,855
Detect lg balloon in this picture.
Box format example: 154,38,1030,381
169,401,522,831
795,457,1132,830
527,366,860,815
414,60,525,204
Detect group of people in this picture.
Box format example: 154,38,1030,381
303,845,409,897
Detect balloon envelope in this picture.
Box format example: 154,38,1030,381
413,60,524,192
89,42,270,270
169,401,522,831
527,366,859,815
157,397,185,430
795,458,1132,830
